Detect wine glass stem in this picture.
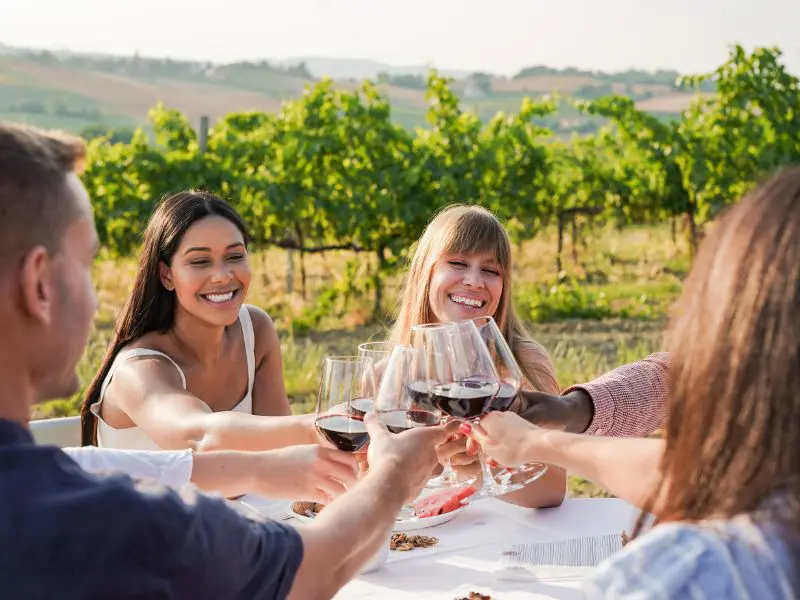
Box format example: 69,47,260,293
476,446,497,493
440,457,458,483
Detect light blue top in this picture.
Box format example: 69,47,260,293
584,515,797,599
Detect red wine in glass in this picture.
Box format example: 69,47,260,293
378,408,441,433
315,414,369,452
405,380,438,412
492,382,518,412
349,397,374,417
431,380,497,420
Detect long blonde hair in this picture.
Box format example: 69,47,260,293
389,205,559,394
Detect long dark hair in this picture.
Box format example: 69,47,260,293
636,167,800,561
80,190,249,445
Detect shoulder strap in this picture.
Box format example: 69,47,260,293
92,348,188,417
239,305,256,397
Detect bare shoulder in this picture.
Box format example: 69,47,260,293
245,304,280,353
104,351,185,409
245,304,277,333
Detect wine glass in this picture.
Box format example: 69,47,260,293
374,344,442,519
357,341,395,367
355,341,395,415
462,316,548,502
314,356,373,453
410,322,477,488
431,319,520,503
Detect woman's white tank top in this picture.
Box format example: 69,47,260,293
89,304,256,450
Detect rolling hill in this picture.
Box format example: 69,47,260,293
0,45,709,138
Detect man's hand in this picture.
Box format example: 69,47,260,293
364,411,447,502
251,445,359,503
516,389,594,434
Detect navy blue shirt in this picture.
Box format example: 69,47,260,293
0,419,304,599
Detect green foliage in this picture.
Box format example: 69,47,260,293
519,279,615,322
80,45,800,318
576,45,800,251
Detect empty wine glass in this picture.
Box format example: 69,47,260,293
354,341,394,416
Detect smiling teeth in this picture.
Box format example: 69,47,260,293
205,291,234,303
449,295,485,308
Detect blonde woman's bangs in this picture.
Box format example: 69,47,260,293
439,208,511,269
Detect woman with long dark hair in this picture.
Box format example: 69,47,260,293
465,167,800,597
80,190,319,452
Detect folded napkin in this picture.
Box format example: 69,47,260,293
494,533,624,581
235,496,296,522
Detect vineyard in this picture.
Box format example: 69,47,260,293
83,45,800,326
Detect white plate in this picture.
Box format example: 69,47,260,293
287,488,468,532
390,505,465,531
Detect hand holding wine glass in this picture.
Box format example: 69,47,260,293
362,411,448,504
460,411,546,469
410,322,477,488
314,356,372,453
469,315,549,495
426,318,515,502
373,344,444,516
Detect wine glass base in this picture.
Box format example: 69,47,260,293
397,505,417,520
425,472,477,489
500,462,549,486
460,481,526,504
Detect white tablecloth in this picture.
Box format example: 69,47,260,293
334,497,639,599
336,498,638,600
236,494,637,599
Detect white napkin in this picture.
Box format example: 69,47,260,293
236,496,297,521
494,533,623,581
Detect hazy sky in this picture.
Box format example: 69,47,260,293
1,0,798,75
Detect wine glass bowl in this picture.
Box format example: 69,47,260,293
410,322,478,489
314,355,373,452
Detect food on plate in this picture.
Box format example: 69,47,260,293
291,501,326,516
390,533,439,551
412,485,476,518
292,484,474,521
455,593,492,600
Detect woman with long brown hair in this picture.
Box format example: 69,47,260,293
464,167,800,597
388,204,567,508
80,191,332,456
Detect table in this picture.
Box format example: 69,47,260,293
334,497,639,599
253,496,637,599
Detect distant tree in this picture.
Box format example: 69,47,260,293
285,61,314,79
80,124,136,144
388,74,426,90
471,72,493,95
514,65,559,79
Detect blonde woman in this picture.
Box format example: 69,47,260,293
389,204,566,508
